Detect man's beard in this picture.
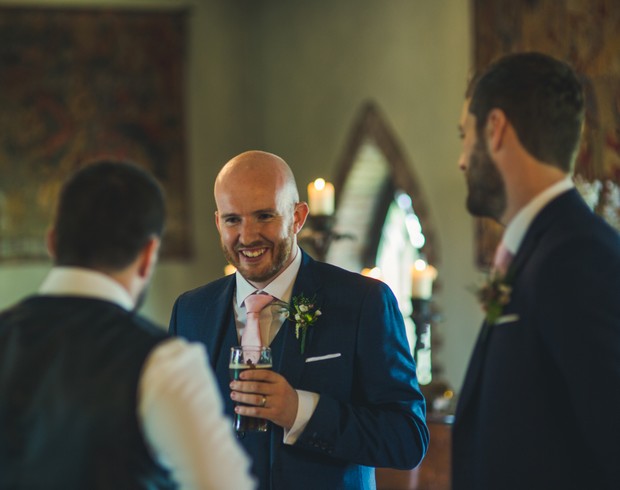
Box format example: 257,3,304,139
465,136,507,221
222,233,293,285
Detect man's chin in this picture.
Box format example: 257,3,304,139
236,263,276,285
466,196,484,217
466,196,504,222
467,206,497,222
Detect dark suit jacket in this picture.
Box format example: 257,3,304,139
452,189,620,490
169,250,428,490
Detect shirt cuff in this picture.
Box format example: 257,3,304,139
283,390,320,445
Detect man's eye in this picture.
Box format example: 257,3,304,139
258,213,275,221
224,217,240,225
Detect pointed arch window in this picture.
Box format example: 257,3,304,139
323,102,440,369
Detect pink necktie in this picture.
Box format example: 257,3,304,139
242,293,274,347
493,242,514,277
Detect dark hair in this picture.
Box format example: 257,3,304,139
53,160,166,270
469,52,584,172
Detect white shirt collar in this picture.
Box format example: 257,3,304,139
502,176,574,255
39,266,135,311
235,246,302,307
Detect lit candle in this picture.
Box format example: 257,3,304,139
224,264,237,275
411,259,437,299
307,178,335,215
361,266,382,279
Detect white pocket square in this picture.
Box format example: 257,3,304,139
494,314,520,326
305,353,342,363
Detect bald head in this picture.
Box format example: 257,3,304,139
215,150,299,206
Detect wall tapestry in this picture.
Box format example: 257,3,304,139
473,0,620,269
0,7,190,261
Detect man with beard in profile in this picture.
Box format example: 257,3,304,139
452,52,620,490
0,160,255,490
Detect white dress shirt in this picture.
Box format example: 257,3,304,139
501,177,574,255
39,267,256,490
232,246,320,444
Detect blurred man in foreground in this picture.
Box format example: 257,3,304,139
0,160,255,490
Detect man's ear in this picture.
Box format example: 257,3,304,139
46,228,57,259
214,211,221,231
486,108,508,154
137,237,160,279
293,202,309,234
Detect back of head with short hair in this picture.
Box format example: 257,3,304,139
53,160,166,271
469,52,584,172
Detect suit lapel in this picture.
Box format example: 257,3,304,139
204,277,237,369
503,189,576,289
456,230,543,422
276,251,324,389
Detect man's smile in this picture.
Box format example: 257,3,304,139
240,247,268,258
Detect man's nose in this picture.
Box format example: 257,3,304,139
239,219,260,243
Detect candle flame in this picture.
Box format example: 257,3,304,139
413,259,427,271
361,267,382,279
314,178,326,191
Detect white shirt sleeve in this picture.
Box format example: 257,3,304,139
138,338,256,490
283,389,320,445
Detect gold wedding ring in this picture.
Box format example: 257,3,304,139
261,395,267,407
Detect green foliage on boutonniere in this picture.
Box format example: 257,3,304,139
473,272,512,325
277,294,322,354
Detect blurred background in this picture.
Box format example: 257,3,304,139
1,0,618,401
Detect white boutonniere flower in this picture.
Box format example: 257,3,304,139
277,294,322,354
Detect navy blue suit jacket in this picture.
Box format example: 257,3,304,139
170,250,428,490
452,189,620,490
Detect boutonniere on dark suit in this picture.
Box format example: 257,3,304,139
276,294,322,354
475,272,512,325
475,241,516,325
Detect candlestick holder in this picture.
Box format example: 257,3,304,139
411,297,455,414
298,214,354,262
411,297,433,385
